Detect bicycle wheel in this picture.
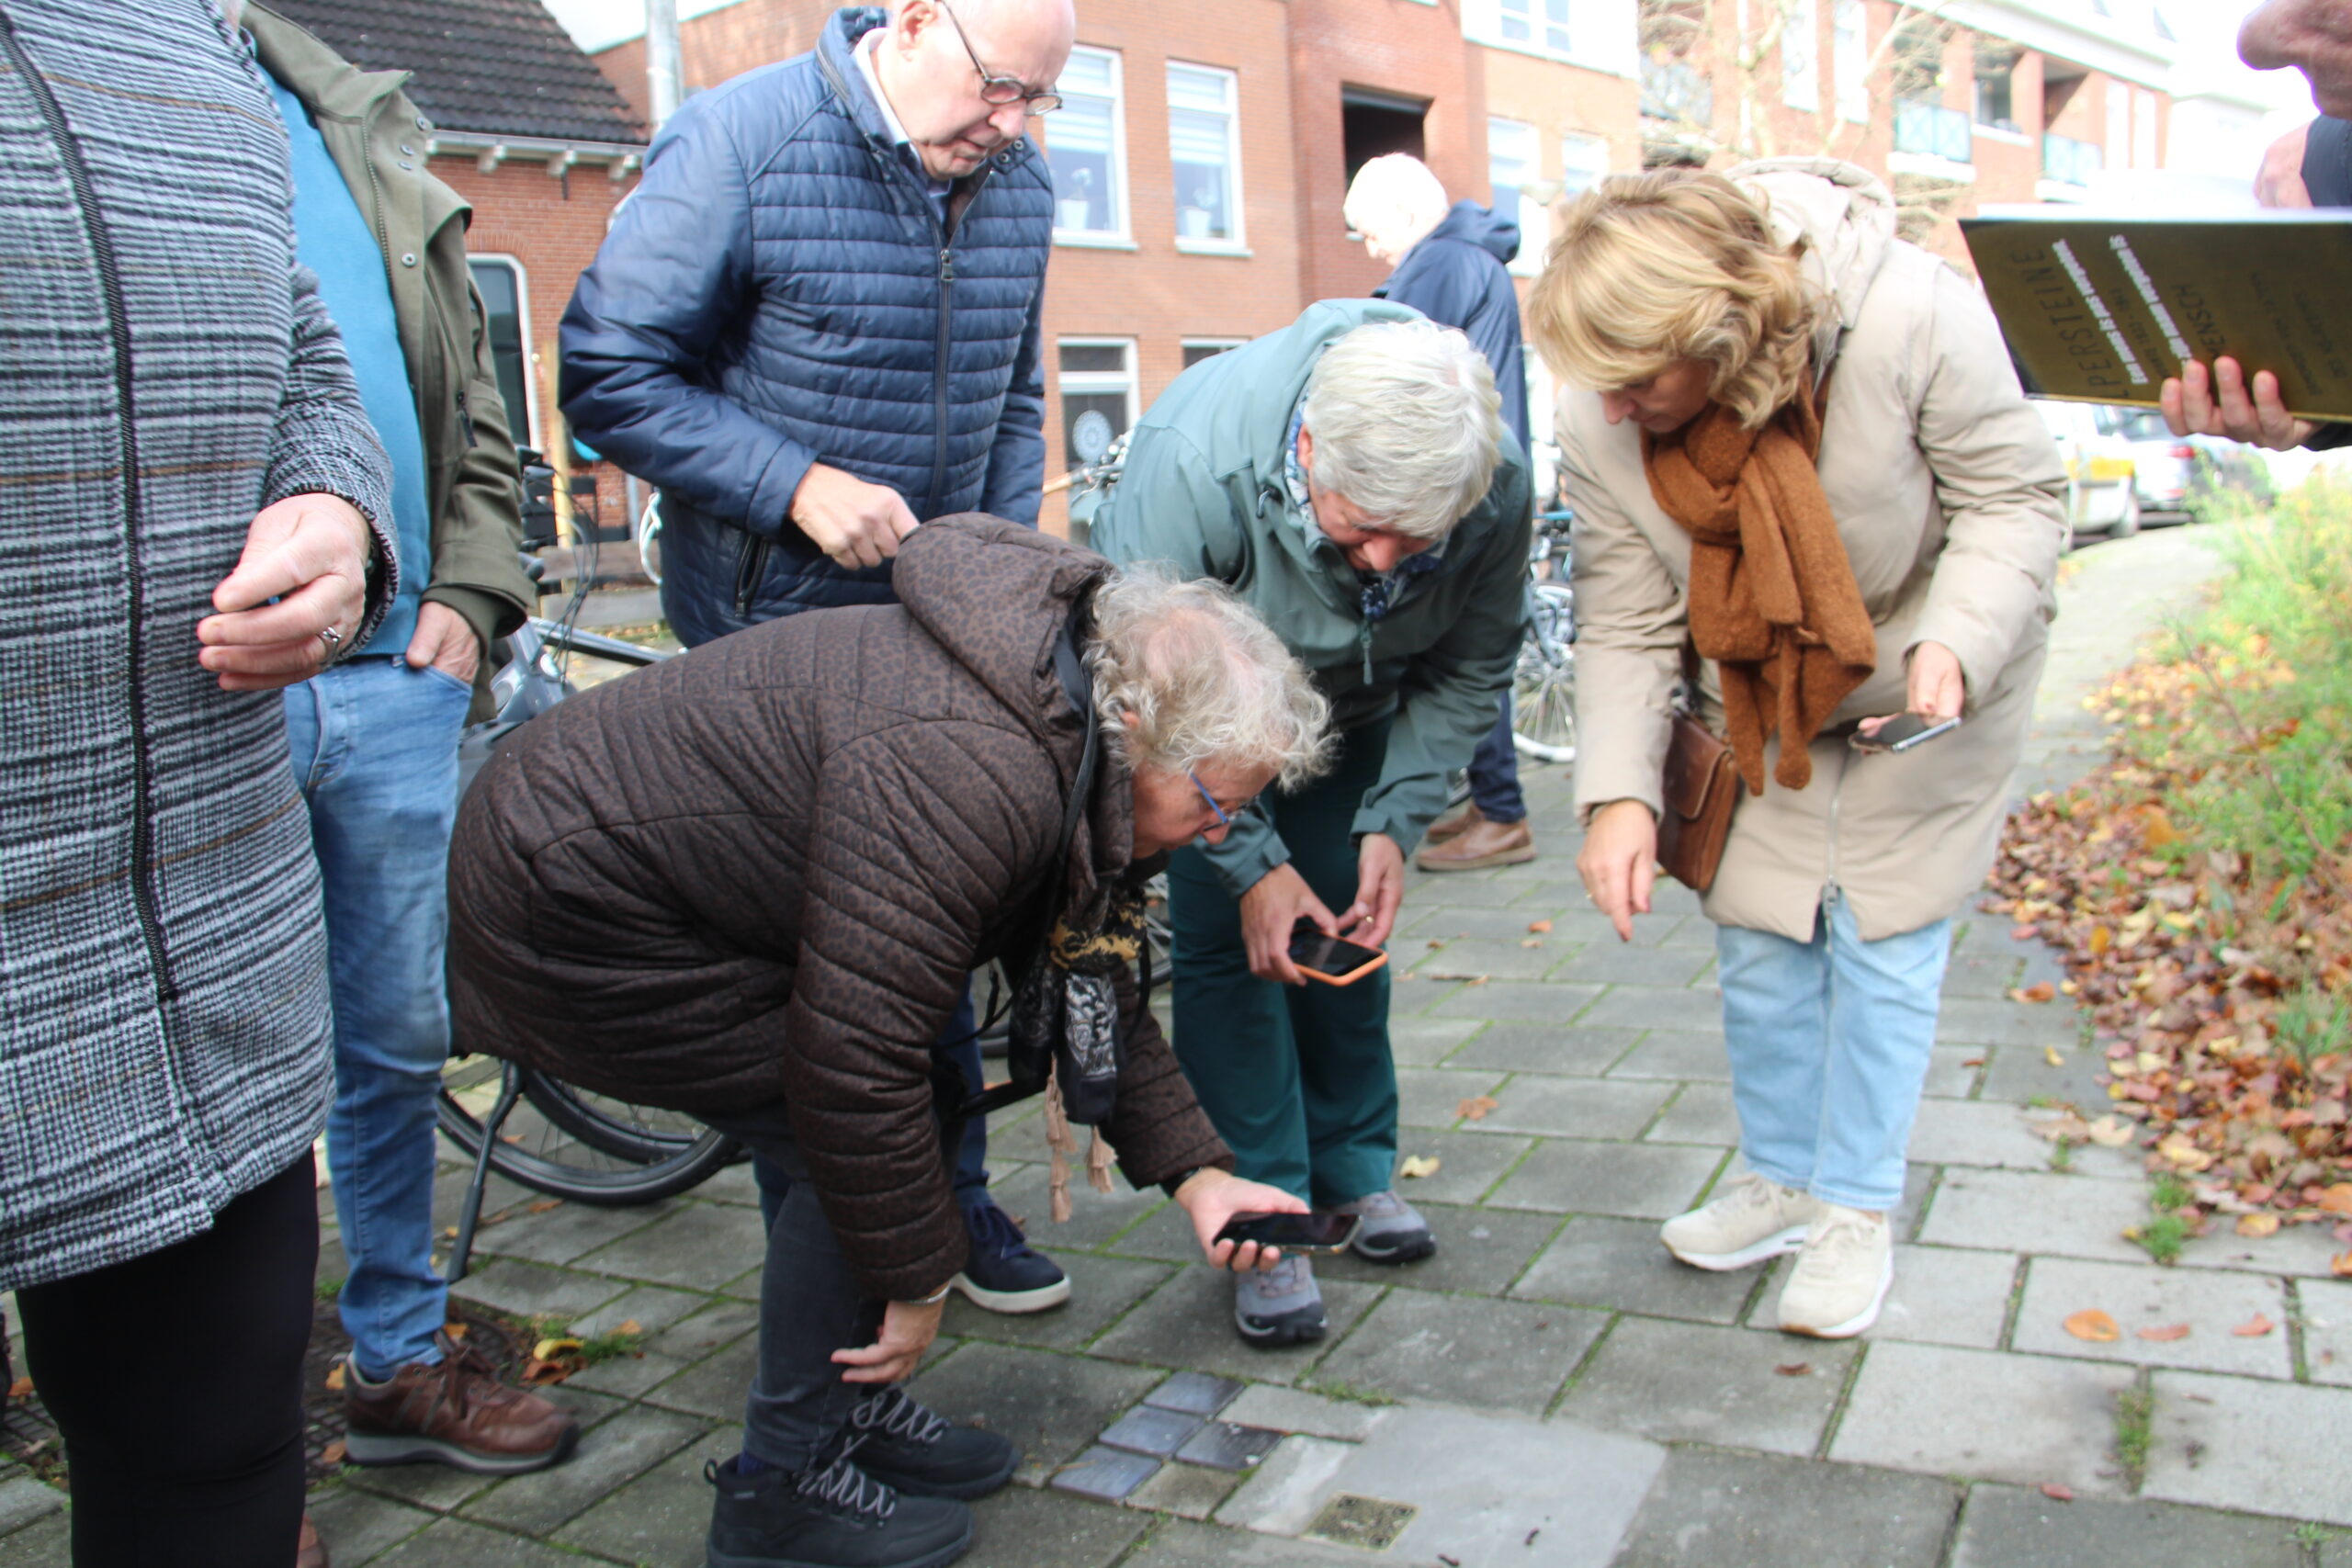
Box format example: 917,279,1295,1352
1511,585,1577,763
437,1055,737,1206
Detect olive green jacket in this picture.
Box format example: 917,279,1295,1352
1089,299,1532,897
247,5,535,716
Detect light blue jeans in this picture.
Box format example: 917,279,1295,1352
1714,892,1952,1213
286,656,473,1380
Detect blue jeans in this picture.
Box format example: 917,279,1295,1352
1466,694,1526,823
285,657,472,1380
753,987,988,1235
1714,893,1951,1212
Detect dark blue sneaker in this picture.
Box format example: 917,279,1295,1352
950,1197,1070,1314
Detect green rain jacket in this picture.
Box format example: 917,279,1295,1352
1089,299,1531,897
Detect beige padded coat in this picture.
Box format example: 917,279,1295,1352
1560,159,2069,943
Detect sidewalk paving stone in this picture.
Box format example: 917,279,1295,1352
1218,1385,1392,1442
1940,948,2026,999
1918,1045,1984,1100
1125,1461,1247,1519
0,1483,56,1538
1389,1016,1483,1066
2170,1220,2352,1280
447,1258,628,1323
1405,937,1568,982
1471,1076,1674,1140
985,1165,1168,1250
1556,1316,1859,1456
1315,1203,1559,1296
1122,1515,1368,1565
356,1517,594,1568
342,1454,503,1516
564,1344,694,1399
1051,1445,1160,1502
1578,987,1724,1032
1550,944,1714,987
640,1331,757,1421
1144,1371,1243,1416
1948,1483,2307,1568
1396,1066,1509,1128
968,1483,1150,1567
1510,1214,1757,1325
459,1407,709,1536
566,1282,710,1341
1604,1031,1734,1083
1401,906,1594,943
1978,1042,2113,1108
1607,1449,1958,1568
1865,1245,2018,1350
1445,1023,1638,1075
550,1421,740,1566
0,1517,65,1568
2011,1257,2293,1377
643,1297,759,1360
1916,1168,2151,1264
942,1253,1174,1352
1086,1268,1383,1387
1487,1139,1724,1220
309,1482,438,1565
1905,1098,2107,1174
1643,1083,1739,1145
1379,1129,1537,1206
2301,1277,2352,1387
1828,1341,2135,1495
1100,1405,1206,1457
2143,1371,2352,1526
475,1197,675,1268
1424,979,1600,1021
1211,1434,1355,1534
1310,1289,1606,1412
1934,996,2078,1050
909,1342,1164,1483
571,1200,769,1292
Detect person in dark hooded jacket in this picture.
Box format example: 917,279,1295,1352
448,520,1326,1568
1344,153,1543,873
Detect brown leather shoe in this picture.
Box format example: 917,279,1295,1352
342,1331,581,1475
297,1515,328,1568
1422,800,1482,844
1413,816,1537,872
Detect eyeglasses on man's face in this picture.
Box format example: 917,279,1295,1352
934,0,1062,114
1190,773,1258,829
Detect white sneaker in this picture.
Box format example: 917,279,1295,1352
1776,1205,1894,1339
1658,1172,1819,1270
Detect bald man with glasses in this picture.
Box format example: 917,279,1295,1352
561,0,1081,1356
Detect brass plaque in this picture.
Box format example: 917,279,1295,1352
1305,1493,1419,1551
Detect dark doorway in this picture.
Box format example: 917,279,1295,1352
1341,86,1429,206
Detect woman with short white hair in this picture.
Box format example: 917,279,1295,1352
1088,301,1532,1348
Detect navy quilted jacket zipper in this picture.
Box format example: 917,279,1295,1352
0,8,176,1003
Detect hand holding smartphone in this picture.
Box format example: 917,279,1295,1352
1849,712,1962,754
1286,918,1388,987
1213,1211,1362,1253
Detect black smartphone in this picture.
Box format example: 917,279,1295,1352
1849,713,1962,754
1213,1211,1362,1253
1287,919,1389,986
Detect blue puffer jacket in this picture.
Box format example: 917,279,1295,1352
560,7,1051,644
1374,200,1529,455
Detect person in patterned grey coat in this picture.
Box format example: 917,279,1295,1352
0,1,393,1560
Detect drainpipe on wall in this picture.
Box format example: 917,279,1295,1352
647,0,683,130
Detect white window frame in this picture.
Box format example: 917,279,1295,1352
1782,0,1819,112
1166,61,1248,255
1047,47,1133,249
1462,0,1638,78
466,253,539,451
1832,0,1868,124
1181,337,1248,367
1487,116,1545,279
1056,337,1138,470
1558,130,1610,201
2105,78,2131,170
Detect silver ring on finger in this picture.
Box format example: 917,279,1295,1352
318,625,344,658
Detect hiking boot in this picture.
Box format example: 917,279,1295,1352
1659,1172,1819,1271
1337,1190,1436,1264
1413,815,1537,872
705,1453,972,1568
1234,1253,1326,1347
1777,1206,1894,1339
297,1515,328,1568
342,1330,580,1474
1422,800,1480,844
838,1387,1016,1500
950,1196,1070,1314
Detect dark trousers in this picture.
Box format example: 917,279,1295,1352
1166,719,1400,1205
754,987,985,1233
17,1154,317,1568
1466,693,1527,823
701,1106,886,1472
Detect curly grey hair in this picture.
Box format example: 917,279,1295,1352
1301,318,1504,541
1085,569,1333,793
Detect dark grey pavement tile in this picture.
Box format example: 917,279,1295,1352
1950,1483,2307,1568
447,1258,628,1323
1423,980,1603,1021
1446,1023,1639,1075
1312,1288,1605,1413
1050,1445,1160,1502
644,1298,760,1362
551,1422,741,1567
941,1252,1175,1352
1580,987,1725,1032
968,1481,1152,1565
1125,1461,1246,1519
1976,1042,2114,1109
1610,1449,1958,1568
1474,1076,1675,1141
1396,1066,1509,1128
1645,1082,1739,1145
0,1483,57,1539
1099,1405,1206,1458
985,1163,1170,1250
1382,1129,1537,1206
1315,1202,1560,1297
0,1515,66,1568
1558,1316,1860,1456
473,1198,677,1269
1171,1421,1283,1472
1829,1342,2135,1495
369,1517,596,1567
2143,1371,2352,1525
460,1407,708,1536
1511,1214,1756,1324
306,1483,437,1566
1087,1268,1382,1387
1116,1517,1378,1566
1552,944,1715,987
1605,1030,1734,1082
1934,996,2079,1050
1406,937,1570,982
640,1330,756,1421
571,1201,768,1292
1388,1016,1483,1066
909,1342,1164,1483
1487,1140,1725,1219
1144,1371,1244,1416
566,1283,713,1341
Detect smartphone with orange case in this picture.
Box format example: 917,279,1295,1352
1286,920,1389,987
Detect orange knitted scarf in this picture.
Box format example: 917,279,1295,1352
1641,380,1876,795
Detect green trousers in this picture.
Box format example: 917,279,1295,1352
1166,720,1397,1206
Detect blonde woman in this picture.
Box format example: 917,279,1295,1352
1528,161,2066,1337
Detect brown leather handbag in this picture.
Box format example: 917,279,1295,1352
1655,641,1739,892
